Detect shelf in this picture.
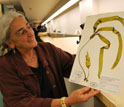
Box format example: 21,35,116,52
38,32,80,38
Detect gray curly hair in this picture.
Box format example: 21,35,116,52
0,10,24,56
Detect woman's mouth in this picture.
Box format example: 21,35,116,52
27,38,34,42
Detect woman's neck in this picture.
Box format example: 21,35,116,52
19,48,36,62
17,48,38,67
19,48,34,57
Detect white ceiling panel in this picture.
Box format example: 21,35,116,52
19,0,61,22
0,0,69,23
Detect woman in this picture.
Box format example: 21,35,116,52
0,10,99,107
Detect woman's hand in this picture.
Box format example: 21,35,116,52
65,87,100,106
51,87,100,107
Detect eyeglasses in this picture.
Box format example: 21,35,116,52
15,24,32,37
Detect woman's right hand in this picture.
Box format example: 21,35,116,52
65,87,100,106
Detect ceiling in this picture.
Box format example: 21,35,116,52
0,0,69,23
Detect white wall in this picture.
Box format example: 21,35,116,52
80,0,124,24
42,3,81,54
46,3,81,34
41,37,79,54
79,0,99,23
43,0,124,53
98,0,124,13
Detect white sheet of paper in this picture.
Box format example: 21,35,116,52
99,75,123,95
69,11,124,95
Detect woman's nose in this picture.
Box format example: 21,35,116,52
26,29,34,37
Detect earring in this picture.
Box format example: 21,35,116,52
13,48,16,54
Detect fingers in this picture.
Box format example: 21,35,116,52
68,87,100,104
80,87,100,97
85,88,100,98
91,89,100,95
80,87,91,94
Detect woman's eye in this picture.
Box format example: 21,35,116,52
27,25,32,29
21,30,27,35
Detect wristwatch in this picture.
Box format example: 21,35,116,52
60,97,67,107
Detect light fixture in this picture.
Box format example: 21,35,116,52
41,0,80,25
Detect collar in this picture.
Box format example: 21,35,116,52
10,43,49,76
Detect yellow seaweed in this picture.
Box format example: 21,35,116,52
85,52,91,69
97,34,110,78
95,27,122,70
78,15,123,81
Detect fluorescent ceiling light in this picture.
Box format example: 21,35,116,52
41,0,80,25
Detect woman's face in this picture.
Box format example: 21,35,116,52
9,16,37,51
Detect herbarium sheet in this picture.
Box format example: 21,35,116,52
69,11,124,95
